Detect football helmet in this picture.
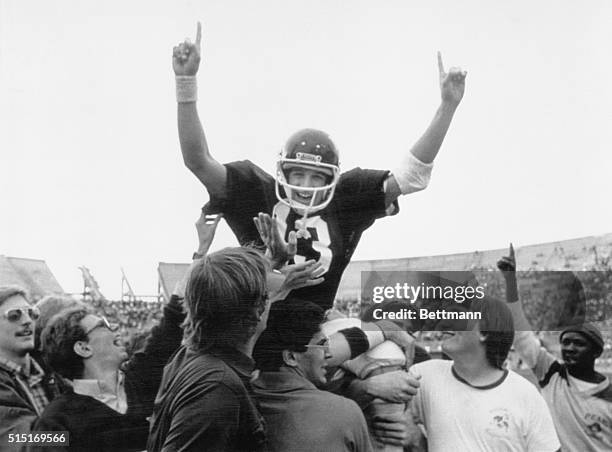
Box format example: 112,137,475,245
275,128,341,215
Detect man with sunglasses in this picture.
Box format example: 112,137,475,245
0,286,62,443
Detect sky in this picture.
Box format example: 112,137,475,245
1,0,611,298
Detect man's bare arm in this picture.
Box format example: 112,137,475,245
173,22,227,197
385,52,466,206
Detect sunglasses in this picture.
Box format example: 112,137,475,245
3,306,40,323
305,337,330,351
83,317,119,336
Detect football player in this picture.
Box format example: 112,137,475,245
172,22,467,309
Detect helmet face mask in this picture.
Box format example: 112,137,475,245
275,129,340,215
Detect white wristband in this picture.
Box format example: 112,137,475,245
176,76,197,103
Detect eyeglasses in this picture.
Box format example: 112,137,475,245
3,306,40,323
83,317,118,336
305,337,330,351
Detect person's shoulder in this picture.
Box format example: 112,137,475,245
337,167,388,188
181,352,232,379
163,350,229,392
226,160,272,180
593,379,612,403
39,392,94,416
189,353,248,391
318,388,365,419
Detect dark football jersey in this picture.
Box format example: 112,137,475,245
207,160,396,309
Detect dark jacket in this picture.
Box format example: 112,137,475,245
0,356,61,444
147,346,267,452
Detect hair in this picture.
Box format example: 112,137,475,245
41,307,89,380
253,298,324,372
34,295,85,351
0,286,29,308
184,247,271,352
471,297,515,370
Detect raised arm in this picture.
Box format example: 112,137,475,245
385,52,466,206
173,22,227,197
497,244,555,373
497,243,532,331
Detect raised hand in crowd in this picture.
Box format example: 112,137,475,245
194,211,222,257
496,243,519,304
172,22,202,76
172,211,223,299
254,212,325,302
271,260,325,302
253,212,297,269
438,51,466,107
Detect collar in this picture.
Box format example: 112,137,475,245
254,370,317,393
72,371,125,397
207,347,256,381
0,355,43,379
72,371,127,414
451,365,509,390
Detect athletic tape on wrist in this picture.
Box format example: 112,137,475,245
176,76,197,103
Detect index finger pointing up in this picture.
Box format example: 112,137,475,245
195,21,202,47
437,51,445,76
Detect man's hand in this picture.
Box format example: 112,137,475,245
269,260,325,302
365,371,420,404
370,409,418,448
497,243,519,304
173,22,202,76
173,210,222,298
195,211,222,256
375,320,417,367
438,51,466,106
253,212,297,269
497,242,516,275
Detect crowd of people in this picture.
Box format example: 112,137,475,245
0,21,610,452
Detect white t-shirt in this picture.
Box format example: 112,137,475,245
410,360,560,452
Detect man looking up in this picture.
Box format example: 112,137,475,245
408,297,560,451
31,212,219,451
171,22,467,309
